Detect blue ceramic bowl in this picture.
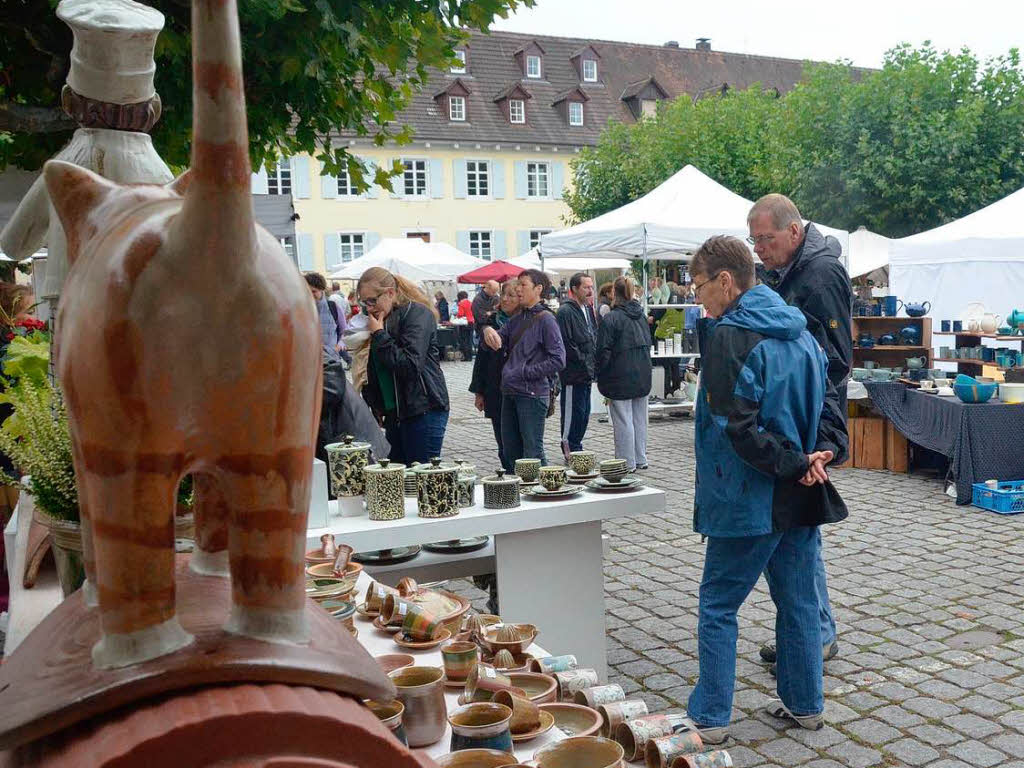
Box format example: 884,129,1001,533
952,378,997,403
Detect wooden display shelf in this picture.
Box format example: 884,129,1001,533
934,358,1010,372
933,331,1024,342
854,345,929,352
851,316,926,321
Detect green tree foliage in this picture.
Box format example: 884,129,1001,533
0,0,532,188
566,44,1024,238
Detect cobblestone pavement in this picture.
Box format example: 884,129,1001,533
439,359,1024,768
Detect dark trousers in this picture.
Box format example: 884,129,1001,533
500,394,548,466
559,381,592,454
386,409,449,465
489,413,513,472
457,325,475,361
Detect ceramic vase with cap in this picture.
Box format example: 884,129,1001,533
417,458,459,518
364,459,406,521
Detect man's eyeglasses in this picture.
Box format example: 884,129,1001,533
746,233,776,246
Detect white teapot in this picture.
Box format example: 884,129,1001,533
981,313,1002,334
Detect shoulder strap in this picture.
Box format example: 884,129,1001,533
509,309,546,352
327,298,340,328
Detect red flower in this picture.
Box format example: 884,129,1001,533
15,318,46,331
3,332,13,341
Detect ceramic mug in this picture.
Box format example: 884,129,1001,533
381,594,417,627
574,684,625,708
448,702,513,754
941,319,951,332
515,458,541,482
493,690,542,735
670,750,734,768
953,320,963,332
599,699,649,737
554,668,600,701
389,666,448,748
401,606,444,642
614,713,689,762
539,465,567,491
646,732,705,768
530,654,578,674
365,698,408,746
442,641,481,683
364,581,397,613
569,451,596,475
466,663,519,702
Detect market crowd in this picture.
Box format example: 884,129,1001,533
304,192,852,742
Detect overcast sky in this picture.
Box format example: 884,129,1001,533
492,0,1022,68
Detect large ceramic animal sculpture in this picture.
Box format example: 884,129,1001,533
43,0,322,669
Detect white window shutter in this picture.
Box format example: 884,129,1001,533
320,170,338,200
514,161,527,199
456,231,471,254
493,231,507,261
291,156,311,199
324,233,341,270
365,232,381,252
363,159,380,199
251,166,269,194
492,160,506,199
517,231,530,256
453,159,468,199
296,233,314,270
430,158,445,198
552,161,565,200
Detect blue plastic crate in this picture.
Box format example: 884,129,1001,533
972,481,1024,514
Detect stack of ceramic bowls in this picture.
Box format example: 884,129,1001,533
598,459,628,484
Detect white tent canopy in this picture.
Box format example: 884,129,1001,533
328,238,486,282
889,186,1024,324
512,247,632,276
540,164,849,262
847,227,891,281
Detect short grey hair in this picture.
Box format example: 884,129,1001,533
748,193,802,230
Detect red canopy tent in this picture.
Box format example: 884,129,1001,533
457,260,524,284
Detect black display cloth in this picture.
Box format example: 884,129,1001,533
865,381,1024,504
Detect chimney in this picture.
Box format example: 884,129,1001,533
696,37,711,51
663,40,679,48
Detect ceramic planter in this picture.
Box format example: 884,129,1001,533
670,750,734,768
364,459,406,521
554,668,600,701
573,684,625,708
645,732,704,768
390,666,449,747
598,699,649,737
324,434,371,497
417,458,459,518
530,654,578,674
37,509,86,597
483,470,520,509
614,713,690,762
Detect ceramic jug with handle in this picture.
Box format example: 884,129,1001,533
1007,309,1024,329
904,301,931,317
906,357,927,370
981,313,1002,334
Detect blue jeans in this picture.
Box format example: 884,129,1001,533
386,409,448,465
559,382,592,454
688,527,824,727
814,529,837,646
500,394,548,466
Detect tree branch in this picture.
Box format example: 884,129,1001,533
0,102,75,134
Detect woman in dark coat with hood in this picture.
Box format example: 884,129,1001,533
595,276,652,471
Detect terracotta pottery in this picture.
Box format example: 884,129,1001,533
493,690,542,734
553,668,600,701
442,641,481,683
332,543,354,574
467,613,503,640
417,458,459,518
399,606,445,642
514,458,541,483
324,435,372,497
466,663,519,702
397,577,418,596
598,699,648,737
508,672,558,704
479,623,538,655
487,649,532,673
530,655,578,674
364,581,399,614
435,748,517,768
365,459,407,521
573,683,625,708
645,732,704,768
533,735,625,768
305,561,363,595
389,666,448,747
384,583,472,637
670,749,734,768
366,698,409,746
538,703,602,738
483,470,521,509
381,594,418,627
615,713,690,762
448,702,514,753
569,451,596,475
376,653,416,675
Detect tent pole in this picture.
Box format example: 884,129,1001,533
538,247,544,273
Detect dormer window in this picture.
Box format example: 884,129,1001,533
451,50,467,74
494,82,532,125
514,41,546,81
526,55,541,78
509,99,525,124
582,59,598,82
434,78,472,123
569,102,583,126
449,95,466,121
620,76,669,120
570,45,601,84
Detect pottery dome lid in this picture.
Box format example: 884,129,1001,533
57,0,164,105
328,434,371,454
483,469,520,485
415,457,458,476
365,458,406,474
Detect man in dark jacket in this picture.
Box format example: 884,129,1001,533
686,236,848,742
556,272,597,460
748,193,852,671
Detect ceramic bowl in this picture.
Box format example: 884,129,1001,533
479,623,538,655
538,703,602,738
305,560,363,593
305,575,355,602
953,375,997,403
533,735,625,768
376,653,416,674
435,749,518,768
508,672,558,703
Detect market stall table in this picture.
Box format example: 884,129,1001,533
309,486,666,679
865,381,1024,503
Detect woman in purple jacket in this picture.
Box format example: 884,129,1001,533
481,269,565,466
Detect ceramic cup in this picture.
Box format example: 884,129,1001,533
941,319,951,332
614,713,690,762
599,699,649,738
389,666,448,748
515,458,542,482
539,465,568,491
364,581,397,613
569,451,596,475
448,702,514,754
533,735,625,768
530,654,578,674
554,668,600,701
365,698,408,746
400,606,444,641
574,684,626,708
645,732,705,768
670,750,734,768
493,690,542,735
442,641,481,683
381,594,418,627
919,379,935,389
466,663,518,702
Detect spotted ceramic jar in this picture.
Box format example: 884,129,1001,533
404,462,421,497
417,458,459,518
364,459,406,521
456,475,476,509
324,435,371,497
483,470,520,509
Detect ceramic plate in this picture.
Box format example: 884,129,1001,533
356,602,380,619
423,536,490,554
567,469,599,480
591,475,643,487
372,616,403,634
351,545,422,565
585,478,644,493
522,486,584,500
393,627,452,650
511,709,556,742
538,702,602,738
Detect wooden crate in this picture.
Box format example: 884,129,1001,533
852,417,886,470
885,420,909,473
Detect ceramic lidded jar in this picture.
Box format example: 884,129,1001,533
483,470,520,509
364,459,407,521
404,462,421,497
324,434,372,497
417,457,459,518
456,474,477,509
